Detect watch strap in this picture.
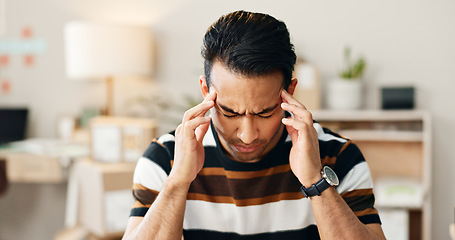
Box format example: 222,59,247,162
300,177,331,198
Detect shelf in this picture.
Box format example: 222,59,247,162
313,110,429,122
310,110,432,240
375,205,424,211
339,130,423,142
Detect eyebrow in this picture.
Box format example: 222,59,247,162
217,102,279,116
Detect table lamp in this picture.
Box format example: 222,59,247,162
64,21,153,116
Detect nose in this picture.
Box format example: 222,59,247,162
237,116,259,144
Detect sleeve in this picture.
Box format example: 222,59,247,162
129,135,174,217
335,141,382,225
314,122,381,224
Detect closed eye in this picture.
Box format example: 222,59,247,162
223,114,241,118
217,102,278,119
223,113,273,119
258,114,273,119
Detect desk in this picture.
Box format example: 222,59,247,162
0,139,89,183
64,159,136,238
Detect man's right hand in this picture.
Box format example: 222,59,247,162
169,91,216,187
123,93,215,240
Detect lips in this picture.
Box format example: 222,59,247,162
234,144,260,153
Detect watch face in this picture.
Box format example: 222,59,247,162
323,166,339,186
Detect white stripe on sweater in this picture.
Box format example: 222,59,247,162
183,198,315,234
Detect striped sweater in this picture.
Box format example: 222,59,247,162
130,121,381,239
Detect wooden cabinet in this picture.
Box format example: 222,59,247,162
312,110,431,240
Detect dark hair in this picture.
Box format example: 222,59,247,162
202,10,296,90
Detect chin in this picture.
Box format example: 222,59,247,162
229,148,266,163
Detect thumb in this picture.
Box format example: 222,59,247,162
195,119,211,143
285,125,299,144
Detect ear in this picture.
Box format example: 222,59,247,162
199,75,209,98
286,78,298,95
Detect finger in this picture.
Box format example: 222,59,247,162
176,123,183,135
281,90,306,110
195,119,211,142
281,102,313,125
281,89,313,127
283,122,298,143
197,91,217,117
282,111,318,142
183,116,211,139
282,118,312,136
183,91,216,121
205,90,217,102
183,96,215,122
282,118,318,147
195,91,216,118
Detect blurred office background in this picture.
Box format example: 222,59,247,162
0,0,454,239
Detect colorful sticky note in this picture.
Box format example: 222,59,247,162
24,55,34,67
1,79,11,94
0,55,8,66
22,26,33,38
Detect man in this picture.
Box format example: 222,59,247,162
123,10,385,240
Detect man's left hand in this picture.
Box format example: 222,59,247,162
280,90,322,188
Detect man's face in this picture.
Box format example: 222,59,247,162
206,61,286,163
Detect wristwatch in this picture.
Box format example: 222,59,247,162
300,166,339,198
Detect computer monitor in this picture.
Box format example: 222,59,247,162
0,108,28,145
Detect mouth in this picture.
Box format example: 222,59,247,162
233,144,261,153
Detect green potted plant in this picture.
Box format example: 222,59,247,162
339,46,366,80
327,46,366,110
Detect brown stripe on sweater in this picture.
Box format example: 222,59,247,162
353,208,379,217
338,140,351,156
341,189,376,212
189,170,302,199
321,156,337,166
132,183,159,205
152,138,166,148
198,164,291,179
187,191,304,206
341,188,373,198
131,200,152,209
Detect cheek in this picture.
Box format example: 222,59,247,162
258,115,283,136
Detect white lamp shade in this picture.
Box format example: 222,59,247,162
64,22,153,80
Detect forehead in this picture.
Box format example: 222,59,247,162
210,61,283,111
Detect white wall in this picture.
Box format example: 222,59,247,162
0,0,454,239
